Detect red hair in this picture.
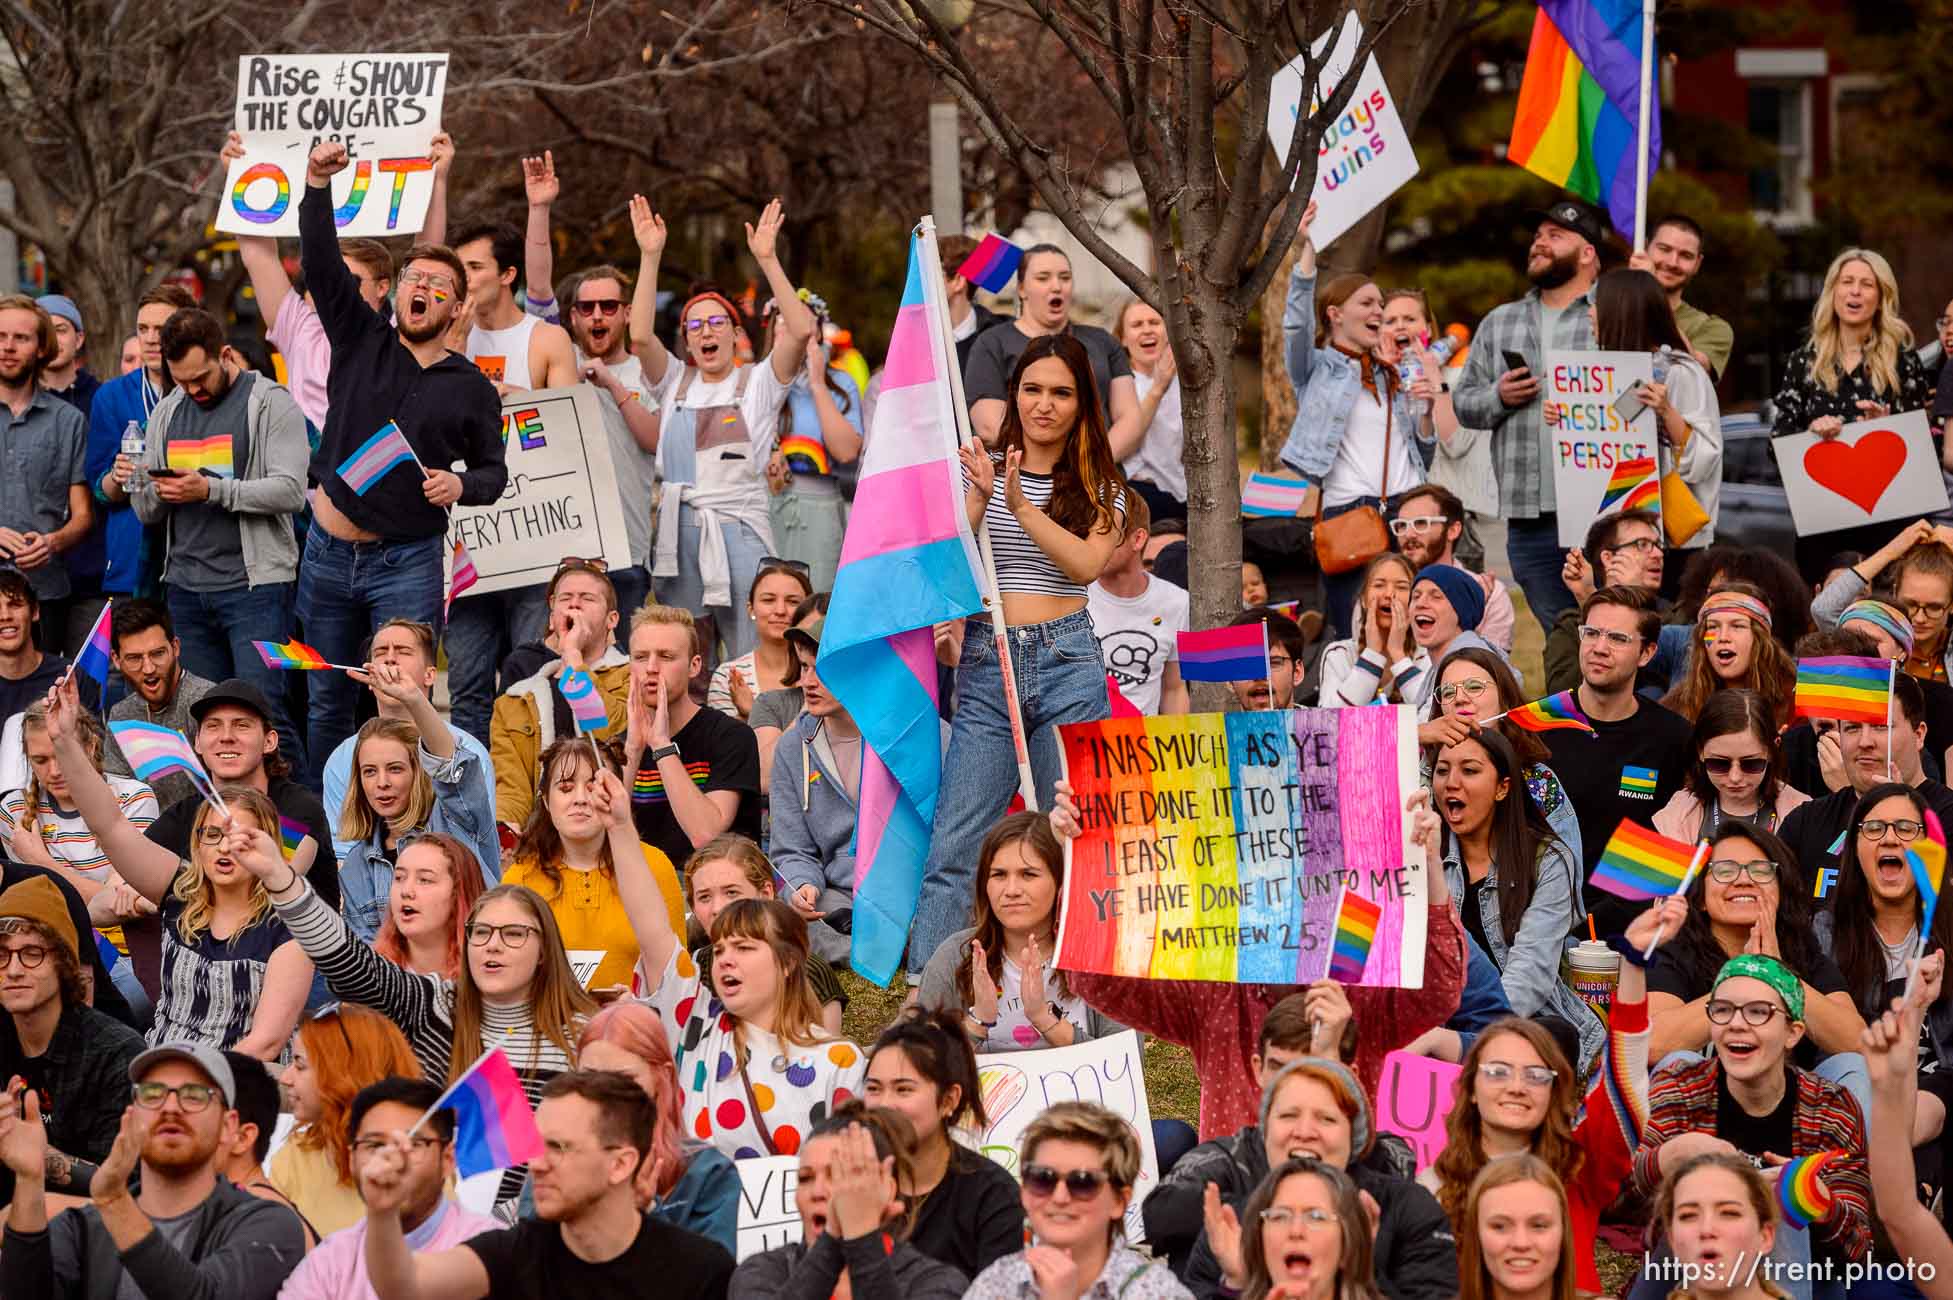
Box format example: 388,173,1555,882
579,1001,689,1200
372,832,487,980
293,1005,423,1184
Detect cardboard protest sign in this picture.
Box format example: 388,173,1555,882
1543,350,1661,546
219,53,449,238
957,1031,1158,1243
736,1156,802,1260
448,385,635,597
1373,1050,1464,1170
1773,408,1949,536
1055,708,1424,986
1265,13,1420,250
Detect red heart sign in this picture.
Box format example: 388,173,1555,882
1803,428,1907,515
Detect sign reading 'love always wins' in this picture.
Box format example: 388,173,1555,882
1773,409,1948,536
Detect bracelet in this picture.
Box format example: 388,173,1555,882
1605,932,1652,968
968,1011,997,1030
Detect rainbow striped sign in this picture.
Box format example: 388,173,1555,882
1055,707,1423,986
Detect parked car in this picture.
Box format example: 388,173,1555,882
1715,403,1800,562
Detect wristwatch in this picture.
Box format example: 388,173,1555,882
649,743,681,765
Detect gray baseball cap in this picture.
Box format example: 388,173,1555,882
129,1041,236,1107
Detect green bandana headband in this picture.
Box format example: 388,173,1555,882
1713,953,1804,1022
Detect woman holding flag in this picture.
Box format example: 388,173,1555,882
40,677,313,1056
907,332,1125,985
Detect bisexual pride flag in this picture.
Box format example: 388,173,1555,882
417,1045,545,1178
954,233,1024,294
336,421,419,496
816,224,987,985
1177,623,1270,685
74,601,113,687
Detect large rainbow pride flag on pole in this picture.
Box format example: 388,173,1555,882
1508,0,1661,241
817,221,988,986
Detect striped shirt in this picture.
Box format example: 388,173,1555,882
966,464,1124,598
0,777,157,881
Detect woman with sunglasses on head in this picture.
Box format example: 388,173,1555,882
762,293,863,595
907,332,1126,985
268,1003,422,1236
1662,586,1796,727
626,195,818,659
40,678,311,1058
1655,689,1810,842
733,1103,969,1300
337,659,498,943
372,831,489,979
1427,900,1682,1295
708,561,814,722
1455,1155,1578,1300
966,1100,1193,1300
681,835,847,1032
1214,1156,1387,1300
864,1008,1022,1278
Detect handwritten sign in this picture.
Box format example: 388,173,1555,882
218,53,449,238
1055,708,1424,987
1544,350,1660,546
1773,408,1948,536
1265,14,1420,250
448,385,634,597
1373,1050,1464,1171
736,1155,803,1261
957,1032,1157,1243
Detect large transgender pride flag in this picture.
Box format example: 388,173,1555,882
817,226,987,986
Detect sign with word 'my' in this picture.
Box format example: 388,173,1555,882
1544,350,1660,546
219,53,449,238
736,1156,801,1261
449,385,634,597
1773,408,1949,536
1055,708,1424,986
1265,14,1420,250
1373,1050,1464,1170
957,1031,1158,1243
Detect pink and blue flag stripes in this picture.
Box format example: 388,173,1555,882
1176,623,1271,684
107,721,215,794
559,668,609,734
954,233,1024,294
336,421,419,496
817,227,987,986
421,1045,545,1178
74,601,113,687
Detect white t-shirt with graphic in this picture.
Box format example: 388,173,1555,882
1087,575,1190,715
979,953,1095,1053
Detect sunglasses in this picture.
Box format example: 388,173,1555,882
310,1001,358,1058
758,556,813,578
1701,756,1769,776
573,299,623,317
1022,1163,1118,1199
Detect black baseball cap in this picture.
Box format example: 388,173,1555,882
189,678,276,727
1524,198,1608,249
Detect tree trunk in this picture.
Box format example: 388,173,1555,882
1179,279,1246,706
1259,240,1300,470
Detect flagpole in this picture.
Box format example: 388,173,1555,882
1642,839,1708,960
918,215,1038,811
1887,659,1896,782
1632,0,1655,251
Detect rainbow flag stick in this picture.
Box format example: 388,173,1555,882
1642,839,1710,960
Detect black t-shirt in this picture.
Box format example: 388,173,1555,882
630,706,760,878
1461,874,1494,959
1715,1066,1797,1161
1649,945,1850,1070
145,774,340,910
962,321,1133,415
1541,697,1693,932
0,655,97,729
907,1145,1025,1280
1780,779,1953,900
464,1213,734,1300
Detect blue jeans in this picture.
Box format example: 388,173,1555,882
166,580,306,776
296,530,444,787
907,610,1110,979
445,584,549,750
1505,513,1575,637
654,505,769,659
1320,497,1388,640
610,565,651,652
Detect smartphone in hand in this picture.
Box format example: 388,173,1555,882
1501,349,1531,376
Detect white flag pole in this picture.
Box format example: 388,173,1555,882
1633,0,1656,252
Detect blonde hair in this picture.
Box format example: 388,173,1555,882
630,603,698,658
339,718,435,844
18,701,105,822
1020,1100,1144,1190
178,787,279,945
1807,248,1911,398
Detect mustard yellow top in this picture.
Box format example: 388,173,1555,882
504,841,685,991
267,1136,365,1237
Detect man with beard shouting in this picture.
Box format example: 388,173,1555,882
294,141,507,785
1450,198,1604,635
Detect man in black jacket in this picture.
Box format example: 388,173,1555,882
0,1040,307,1300
293,139,506,785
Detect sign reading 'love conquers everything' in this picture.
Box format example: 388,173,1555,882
1773,409,1948,535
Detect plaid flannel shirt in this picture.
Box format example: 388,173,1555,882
1448,285,1596,518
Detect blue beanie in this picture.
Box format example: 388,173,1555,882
1415,563,1485,631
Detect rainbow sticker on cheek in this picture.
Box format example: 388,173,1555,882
230,163,290,225
429,287,451,304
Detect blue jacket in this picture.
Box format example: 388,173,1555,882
1450,935,1515,1057
82,371,157,594
338,741,499,941
1277,267,1429,483
768,713,860,896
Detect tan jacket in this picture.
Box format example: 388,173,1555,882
490,649,632,827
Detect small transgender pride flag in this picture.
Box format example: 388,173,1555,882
1241,473,1312,518
559,668,609,734
954,233,1024,294
108,721,221,810
413,1044,544,1178
336,421,419,496
445,537,479,616
73,601,113,687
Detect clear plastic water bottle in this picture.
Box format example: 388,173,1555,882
119,421,146,492
1651,344,1672,385
1399,333,1463,420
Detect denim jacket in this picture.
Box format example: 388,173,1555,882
339,741,499,941
1277,266,1429,483
1441,835,1605,1070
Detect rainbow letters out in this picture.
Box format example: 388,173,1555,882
1054,708,1425,987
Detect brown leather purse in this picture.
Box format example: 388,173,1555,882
1312,383,1393,575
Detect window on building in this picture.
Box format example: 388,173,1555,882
1746,79,1814,224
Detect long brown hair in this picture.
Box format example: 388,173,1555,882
711,898,829,1050
1425,646,1548,767
1678,688,1786,811
1832,782,1953,1016
372,832,486,979
447,884,595,1082
1240,1158,1385,1300
1431,1019,1584,1230
993,333,1125,540
1661,583,1796,726
291,1005,422,1184
955,812,1067,1010
1456,1154,1578,1300
339,718,436,844
512,738,622,895
1436,729,1570,947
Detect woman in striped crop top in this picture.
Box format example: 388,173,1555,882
905,332,1127,983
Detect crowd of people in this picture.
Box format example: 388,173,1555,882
0,127,1951,1300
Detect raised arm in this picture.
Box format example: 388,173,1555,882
804,346,864,465
299,142,375,345
363,660,456,760
521,151,558,321
422,133,453,248
748,199,814,386
626,196,671,384
222,131,294,331
1864,960,1953,1294
596,768,681,979
359,1135,491,1300
43,677,181,902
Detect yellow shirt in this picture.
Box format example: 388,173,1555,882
504,842,684,990
267,1137,366,1238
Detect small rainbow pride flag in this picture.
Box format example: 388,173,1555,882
954,233,1024,294
1793,655,1892,725
1502,690,1594,735
1242,473,1313,518
1269,599,1304,623
1589,819,1700,902
1326,889,1383,983
1176,623,1270,685
559,668,609,734
445,537,478,616
253,639,331,671
1597,457,1657,513
277,815,308,862
336,421,419,496
413,1045,545,1178
74,601,114,687
1775,1150,1841,1230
